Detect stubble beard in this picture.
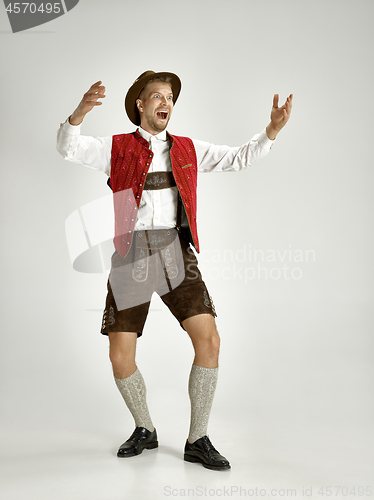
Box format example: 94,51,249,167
148,114,170,134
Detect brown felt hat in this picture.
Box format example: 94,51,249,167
125,70,181,126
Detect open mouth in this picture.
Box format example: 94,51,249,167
157,111,168,120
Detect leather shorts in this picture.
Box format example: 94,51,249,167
100,228,216,337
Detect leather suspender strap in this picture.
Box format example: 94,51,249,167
176,193,182,230
144,171,176,190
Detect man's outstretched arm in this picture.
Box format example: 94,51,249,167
56,80,111,174
195,93,293,172
266,94,293,140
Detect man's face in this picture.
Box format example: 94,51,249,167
136,81,174,135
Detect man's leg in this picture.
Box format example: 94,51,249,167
183,313,220,369
182,314,230,470
108,331,158,457
182,314,220,442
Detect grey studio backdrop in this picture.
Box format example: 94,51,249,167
0,1,373,499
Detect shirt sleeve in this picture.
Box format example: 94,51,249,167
56,118,112,176
193,128,275,173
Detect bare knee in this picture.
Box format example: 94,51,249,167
183,314,221,365
109,348,131,369
198,331,220,358
108,332,137,379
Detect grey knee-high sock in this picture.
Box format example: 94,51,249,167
115,368,154,432
188,364,218,444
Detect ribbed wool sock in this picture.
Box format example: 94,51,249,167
187,364,218,444
115,367,155,432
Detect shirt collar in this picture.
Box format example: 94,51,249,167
137,127,168,143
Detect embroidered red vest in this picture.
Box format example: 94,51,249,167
110,131,199,258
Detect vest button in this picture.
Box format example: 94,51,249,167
142,172,146,175
146,163,149,166
139,184,142,187
149,154,152,158
136,196,139,198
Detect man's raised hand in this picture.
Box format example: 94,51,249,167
69,81,106,126
266,93,293,140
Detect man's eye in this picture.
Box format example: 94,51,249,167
154,94,160,98
167,96,173,100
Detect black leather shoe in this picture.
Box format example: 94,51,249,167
117,427,158,457
184,436,231,470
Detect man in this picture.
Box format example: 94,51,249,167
57,70,292,471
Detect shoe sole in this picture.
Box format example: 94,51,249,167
184,453,231,471
117,441,158,458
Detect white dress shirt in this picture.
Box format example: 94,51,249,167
56,119,275,230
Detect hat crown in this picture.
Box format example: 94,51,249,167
133,70,155,86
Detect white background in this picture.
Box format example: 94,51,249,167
0,0,373,499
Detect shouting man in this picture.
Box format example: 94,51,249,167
57,70,292,471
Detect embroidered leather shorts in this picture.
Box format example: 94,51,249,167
100,228,216,337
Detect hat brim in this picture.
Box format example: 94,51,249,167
125,71,181,126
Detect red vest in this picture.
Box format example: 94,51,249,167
110,131,199,258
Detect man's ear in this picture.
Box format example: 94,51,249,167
136,98,143,112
